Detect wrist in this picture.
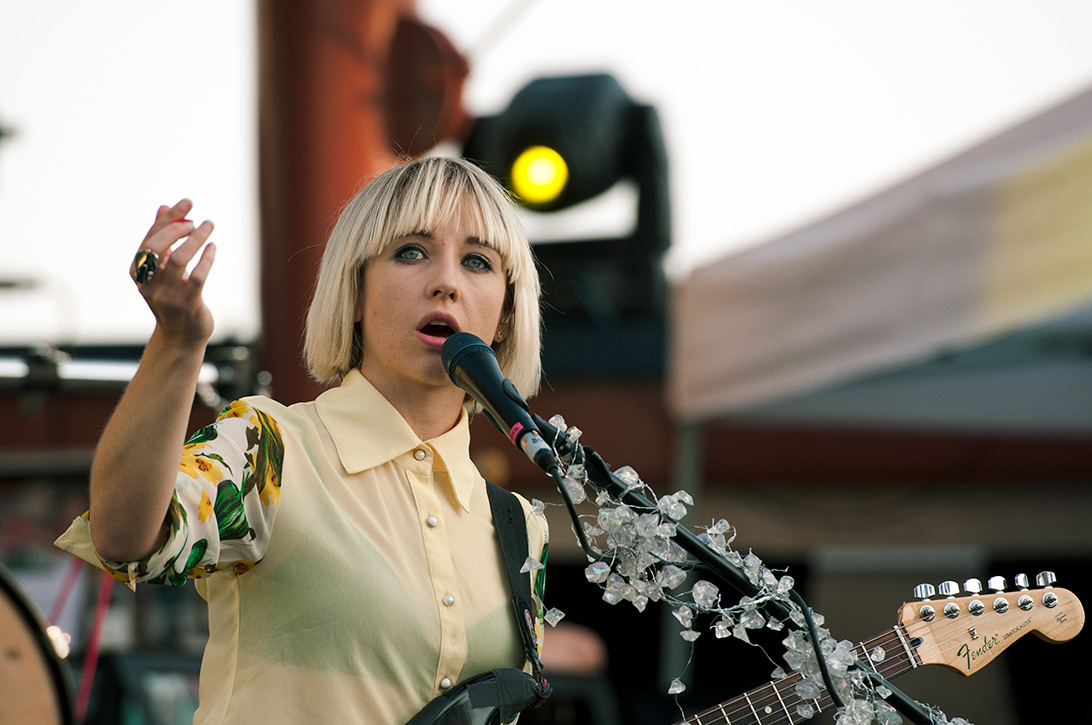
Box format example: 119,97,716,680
145,326,210,370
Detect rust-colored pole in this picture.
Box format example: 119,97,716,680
257,0,411,404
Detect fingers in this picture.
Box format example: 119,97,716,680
186,242,217,293
138,199,194,253
132,205,218,345
134,199,211,281
159,198,192,224
159,220,215,284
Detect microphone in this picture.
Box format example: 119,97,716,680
441,332,557,473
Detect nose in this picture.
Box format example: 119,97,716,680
428,254,460,300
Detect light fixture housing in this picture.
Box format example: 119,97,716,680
463,73,671,325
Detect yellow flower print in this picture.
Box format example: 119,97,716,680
198,491,214,522
220,399,260,427
260,477,280,506
180,450,224,484
232,560,257,576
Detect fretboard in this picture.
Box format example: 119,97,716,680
676,625,919,725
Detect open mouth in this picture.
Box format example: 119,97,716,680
416,313,460,349
419,321,455,339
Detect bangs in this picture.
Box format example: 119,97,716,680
372,160,527,280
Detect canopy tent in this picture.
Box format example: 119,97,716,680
669,83,1092,434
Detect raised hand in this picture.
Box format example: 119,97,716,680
131,198,217,347
89,199,220,561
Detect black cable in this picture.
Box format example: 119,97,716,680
548,464,608,564
788,588,847,712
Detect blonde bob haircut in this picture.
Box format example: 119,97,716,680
304,156,542,402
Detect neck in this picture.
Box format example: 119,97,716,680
363,373,466,441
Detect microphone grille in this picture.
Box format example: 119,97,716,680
441,332,495,381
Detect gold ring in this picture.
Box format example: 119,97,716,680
134,249,159,284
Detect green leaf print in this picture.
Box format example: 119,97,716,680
535,541,549,603
214,480,252,541
185,424,219,446
243,409,284,505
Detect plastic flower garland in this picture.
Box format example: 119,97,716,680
524,415,971,725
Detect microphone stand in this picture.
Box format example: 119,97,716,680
534,415,939,725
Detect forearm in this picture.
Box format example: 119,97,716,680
89,328,207,561
87,199,217,562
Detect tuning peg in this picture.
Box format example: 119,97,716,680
1014,573,1030,591
938,581,960,597
963,578,983,595
1039,575,1060,608
988,576,1006,592
913,583,938,621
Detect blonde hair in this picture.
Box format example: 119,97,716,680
304,156,542,400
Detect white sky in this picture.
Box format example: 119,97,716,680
3,1,1092,346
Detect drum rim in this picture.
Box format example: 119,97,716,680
0,561,76,725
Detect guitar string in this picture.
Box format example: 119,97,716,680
682,632,904,725
681,629,908,725
902,595,1045,673
679,593,1058,724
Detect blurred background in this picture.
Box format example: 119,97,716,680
2,1,1091,723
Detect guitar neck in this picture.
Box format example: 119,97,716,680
677,626,919,725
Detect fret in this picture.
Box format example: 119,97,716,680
743,691,762,722
858,628,913,678
770,677,793,723
676,625,921,725
750,678,782,725
894,623,919,670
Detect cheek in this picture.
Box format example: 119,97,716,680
483,279,509,325
359,282,393,344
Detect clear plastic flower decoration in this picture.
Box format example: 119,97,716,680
532,415,968,725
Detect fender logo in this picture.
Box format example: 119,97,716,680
957,634,1000,670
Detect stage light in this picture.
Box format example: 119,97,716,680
510,145,569,207
462,74,670,326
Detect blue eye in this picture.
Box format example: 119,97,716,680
394,245,424,262
464,254,493,271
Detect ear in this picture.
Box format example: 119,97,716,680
495,289,514,343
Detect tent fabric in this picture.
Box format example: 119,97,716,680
669,84,1092,423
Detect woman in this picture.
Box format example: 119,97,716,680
56,157,549,723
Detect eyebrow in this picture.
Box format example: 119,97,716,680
404,229,500,252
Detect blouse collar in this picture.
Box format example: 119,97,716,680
314,369,480,511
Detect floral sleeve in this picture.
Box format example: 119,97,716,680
57,399,284,588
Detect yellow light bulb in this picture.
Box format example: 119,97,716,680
510,146,568,206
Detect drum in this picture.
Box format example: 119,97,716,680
0,561,75,724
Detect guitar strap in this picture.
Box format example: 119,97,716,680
485,480,548,691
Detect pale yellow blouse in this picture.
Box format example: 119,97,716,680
56,369,548,724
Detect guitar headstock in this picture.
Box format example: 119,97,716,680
899,573,1084,677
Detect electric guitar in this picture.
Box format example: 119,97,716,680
674,578,1084,724
406,578,1083,725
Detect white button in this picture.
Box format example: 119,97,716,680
426,516,438,528
440,677,452,689
442,594,455,606
414,449,427,461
